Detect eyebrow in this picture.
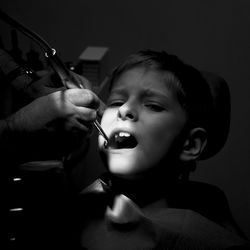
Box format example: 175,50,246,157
142,89,169,100
110,87,170,98
109,88,126,95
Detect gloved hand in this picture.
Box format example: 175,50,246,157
0,88,102,163
6,88,100,134
0,48,105,162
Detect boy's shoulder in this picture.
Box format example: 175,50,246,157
166,180,231,226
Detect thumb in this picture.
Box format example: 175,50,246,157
97,99,106,118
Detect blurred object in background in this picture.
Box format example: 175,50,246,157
9,29,23,64
7,160,70,249
75,46,109,93
26,42,44,71
0,35,5,49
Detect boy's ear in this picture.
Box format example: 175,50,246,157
179,128,207,162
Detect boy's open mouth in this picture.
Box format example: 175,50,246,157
108,131,138,149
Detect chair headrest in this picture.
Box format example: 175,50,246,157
199,71,231,160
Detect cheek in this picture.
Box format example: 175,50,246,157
98,109,116,148
142,117,185,158
100,109,115,129
143,129,170,161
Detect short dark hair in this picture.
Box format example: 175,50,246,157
109,50,213,143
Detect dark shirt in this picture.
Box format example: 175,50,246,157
74,174,250,250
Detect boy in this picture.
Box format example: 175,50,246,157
74,50,250,249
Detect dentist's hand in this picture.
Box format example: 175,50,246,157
6,88,100,134
0,88,102,163
0,48,105,162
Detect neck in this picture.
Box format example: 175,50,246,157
101,171,179,207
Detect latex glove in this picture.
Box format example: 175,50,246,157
6,88,100,134
21,70,106,117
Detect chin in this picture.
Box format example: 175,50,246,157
107,156,144,177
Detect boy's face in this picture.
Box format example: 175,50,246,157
99,67,187,179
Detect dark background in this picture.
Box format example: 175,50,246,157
1,0,250,239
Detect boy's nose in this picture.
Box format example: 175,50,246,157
117,103,138,121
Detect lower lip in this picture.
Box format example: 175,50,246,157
106,146,138,153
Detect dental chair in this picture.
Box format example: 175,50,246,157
176,71,247,240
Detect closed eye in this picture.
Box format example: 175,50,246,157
107,100,124,107
145,103,165,112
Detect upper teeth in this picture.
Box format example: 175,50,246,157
116,132,131,137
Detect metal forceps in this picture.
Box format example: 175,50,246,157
0,9,109,143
